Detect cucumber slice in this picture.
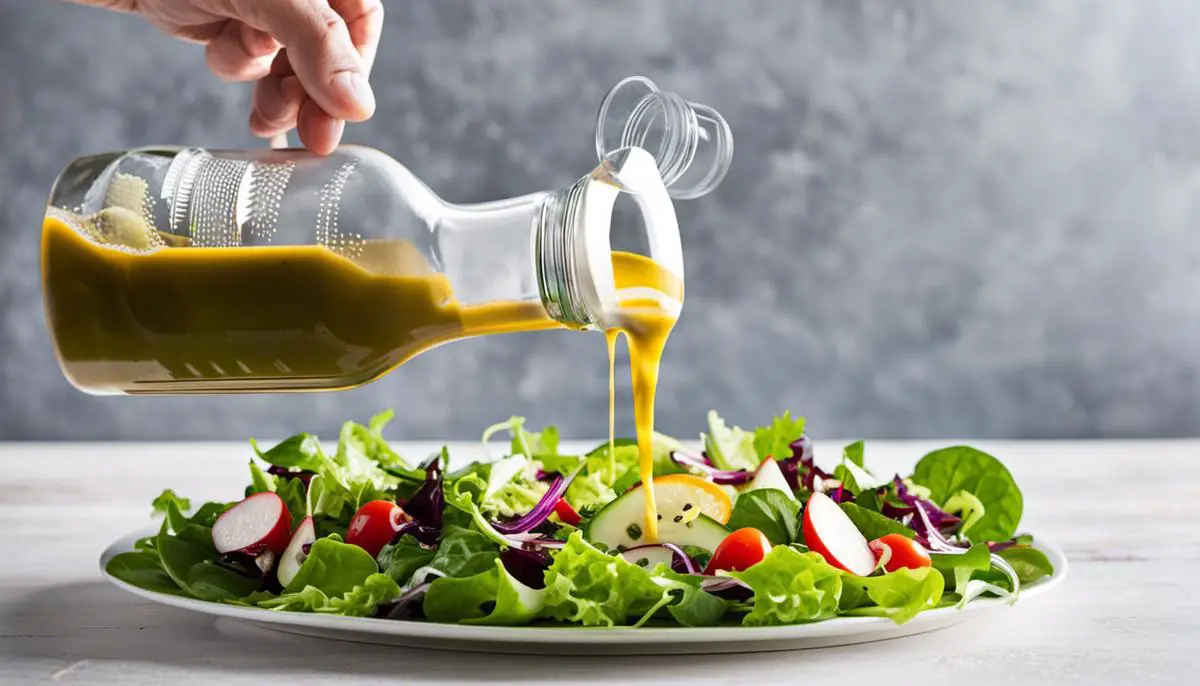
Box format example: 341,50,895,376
584,486,730,552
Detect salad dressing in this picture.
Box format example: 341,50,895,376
607,251,684,542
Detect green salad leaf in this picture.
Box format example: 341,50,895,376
252,433,326,472
151,489,192,517
105,549,189,597
726,490,800,545
703,411,759,472
542,532,668,627
424,559,547,625
664,580,728,627
729,546,842,625
839,502,916,540
376,534,437,586
427,525,501,579
257,573,400,617
839,567,945,624
284,536,378,595
155,533,261,602
752,411,806,461
997,546,1054,584
832,441,887,493
912,446,1023,542
482,416,559,459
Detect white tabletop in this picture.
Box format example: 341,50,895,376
1,439,1197,684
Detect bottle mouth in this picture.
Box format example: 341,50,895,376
595,76,733,200
537,147,683,328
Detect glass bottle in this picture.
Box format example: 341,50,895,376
41,77,731,395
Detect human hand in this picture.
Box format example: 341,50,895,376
76,1,384,154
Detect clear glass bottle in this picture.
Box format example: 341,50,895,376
41,77,731,395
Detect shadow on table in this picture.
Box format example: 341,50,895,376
1,581,800,680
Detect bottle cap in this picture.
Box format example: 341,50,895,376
595,76,733,200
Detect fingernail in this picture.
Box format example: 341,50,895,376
333,71,375,119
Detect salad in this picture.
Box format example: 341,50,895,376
106,410,1055,628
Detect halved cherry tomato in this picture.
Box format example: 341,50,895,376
704,527,772,574
553,498,581,526
868,533,932,572
346,500,410,557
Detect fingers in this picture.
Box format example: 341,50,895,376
329,0,385,71
250,50,305,138
296,98,344,156
241,0,376,122
205,21,279,82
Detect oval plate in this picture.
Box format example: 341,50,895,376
101,529,1066,655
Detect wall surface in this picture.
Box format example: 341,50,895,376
1,1,1198,441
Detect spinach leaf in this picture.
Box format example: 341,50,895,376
726,490,800,546
252,433,327,472
911,446,1023,542
155,533,261,602
105,550,188,596
997,546,1054,584
839,502,915,540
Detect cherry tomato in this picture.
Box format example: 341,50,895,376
553,498,582,526
869,533,932,572
704,527,772,574
346,500,410,557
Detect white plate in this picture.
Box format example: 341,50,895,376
101,530,1066,655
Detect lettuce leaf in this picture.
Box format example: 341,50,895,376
283,536,378,595
664,581,728,627
839,567,944,624
256,573,400,617
703,411,759,472
728,547,842,625
376,534,437,586
752,411,807,461
541,532,668,627
423,559,546,625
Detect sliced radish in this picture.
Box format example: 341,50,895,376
802,491,876,576
276,516,316,589
211,492,292,556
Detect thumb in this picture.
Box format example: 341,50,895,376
240,0,376,122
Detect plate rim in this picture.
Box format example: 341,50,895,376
99,527,1067,645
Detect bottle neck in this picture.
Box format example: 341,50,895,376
436,147,680,329
537,146,683,328
536,177,596,326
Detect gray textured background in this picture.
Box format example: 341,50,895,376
2,0,1198,441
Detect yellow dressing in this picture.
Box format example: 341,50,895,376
608,251,684,543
